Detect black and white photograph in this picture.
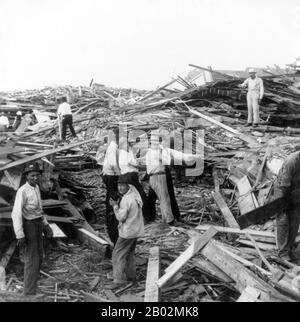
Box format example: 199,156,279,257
0,0,300,307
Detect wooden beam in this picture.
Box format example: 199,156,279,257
144,247,160,302
200,240,282,301
157,227,217,288
212,191,239,228
0,138,99,172
195,224,275,239
187,107,257,146
83,292,113,302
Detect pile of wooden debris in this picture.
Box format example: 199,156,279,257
1,68,300,302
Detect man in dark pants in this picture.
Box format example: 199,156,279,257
101,132,120,246
274,151,300,264
11,163,53,295
57,97,77,141
118,137,152,221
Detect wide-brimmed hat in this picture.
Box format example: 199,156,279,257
24,163,43,175
248,68,257,74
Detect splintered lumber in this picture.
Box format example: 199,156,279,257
236,176,258,215
157,227,217,288
187,107,257,146
0,138,99,172
212,191,239,228
200,240,284,301
245,233,275,273
144,247,161,302
0,241,17,291
237,286,261,302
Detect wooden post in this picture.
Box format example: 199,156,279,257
144,247,160,302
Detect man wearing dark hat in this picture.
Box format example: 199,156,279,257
108,174,144,289
11,163,53,295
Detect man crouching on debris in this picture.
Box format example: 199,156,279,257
108,175,144,290
274,151,300,265
11,163,53,296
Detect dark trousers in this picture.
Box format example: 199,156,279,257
112,237,137,283
23,218,44,295
121,172,152,221
148,167,181,221
103,174,119,245
277,207,300,259
62,114,76,140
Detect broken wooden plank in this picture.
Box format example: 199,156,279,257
195,224,275,239
144,247,160,302
212,191,239,228
49,223,66,239
140,79,178,102
0,138,99,172
157,227,217,288
77,228,110,247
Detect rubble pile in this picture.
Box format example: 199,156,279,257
1,68,300,302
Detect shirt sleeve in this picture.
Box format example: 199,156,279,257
113,201,130,223
259,79,264,99
11,189,25,239
241,78,249,88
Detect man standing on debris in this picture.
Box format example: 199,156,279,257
274,151,300,264
145,135,181,225
102,130,121,246
0,112,9,132
57,96,77,141
239,69,264,128
11,163,53,296
118,136,152,221
108,175,144,289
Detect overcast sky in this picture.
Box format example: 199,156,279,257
0,0,299,91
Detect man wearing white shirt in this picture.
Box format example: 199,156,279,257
57,97,77,141
118,137,151,221
145,137,182,224
11,163,53,295
102,131,121,246
239,69,264,128
0,112,9,132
